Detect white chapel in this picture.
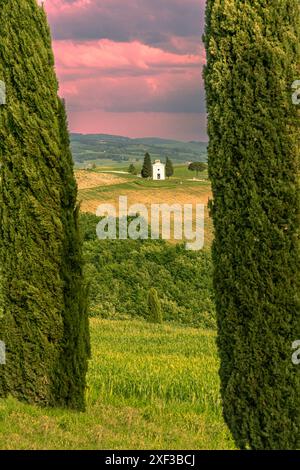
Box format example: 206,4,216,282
152,160,165,181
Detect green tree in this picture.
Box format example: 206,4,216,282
204,0,300,449
128,163,137,175
141,152,152,178
147,288,163,324
165,157,174,178
188,162,206,177
0,0,90,410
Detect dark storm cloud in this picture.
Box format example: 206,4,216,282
105,80,206,114
48,0,205,54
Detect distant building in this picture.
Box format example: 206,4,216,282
152,160,165,181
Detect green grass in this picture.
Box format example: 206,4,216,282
78,174,211,201
173,165,209,179
0,319,234,449
77,164,210,201
76,160,130,169
79,163,208,180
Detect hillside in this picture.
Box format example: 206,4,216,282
70,133,208,167
81,213,215,328
75,164,214,247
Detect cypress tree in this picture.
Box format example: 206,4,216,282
165,157,174,178
141,152,152,178
147,288,163,324
204,1,300,449
0,0,90,409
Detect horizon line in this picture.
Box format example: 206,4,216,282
70,132,208,144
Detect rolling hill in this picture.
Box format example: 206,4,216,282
70,133,208,167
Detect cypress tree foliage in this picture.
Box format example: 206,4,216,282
147,288,163,324
0,0,90,409
165,157,174,178
204,1,300,449
53,99,90,409
141,152,152,178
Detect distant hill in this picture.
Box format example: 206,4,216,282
70,133,207,167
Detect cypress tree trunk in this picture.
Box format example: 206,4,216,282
0,0,90,409
204,1,300,449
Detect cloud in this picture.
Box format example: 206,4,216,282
53,39,205,113
60,68,205,114
53,39,203,76
46,0,205,54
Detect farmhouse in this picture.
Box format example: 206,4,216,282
152,159,165,180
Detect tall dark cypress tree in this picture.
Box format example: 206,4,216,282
53,99,90,409
165,157,174,178
204,1,300,449
0,0,90,409
141,152,152,178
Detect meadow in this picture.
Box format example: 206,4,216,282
77,164,214,247
0,319,234,450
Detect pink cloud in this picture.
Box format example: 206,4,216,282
53,39,203,75
53,39,204,114
46,0,92,15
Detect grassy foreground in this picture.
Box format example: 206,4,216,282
0,319,234,449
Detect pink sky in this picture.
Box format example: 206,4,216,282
45,0,207,141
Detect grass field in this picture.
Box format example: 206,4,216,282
0,319,234,450
76,165,214,247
